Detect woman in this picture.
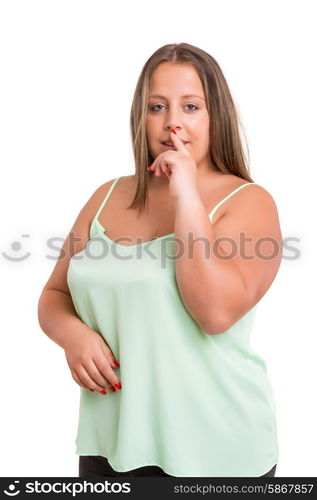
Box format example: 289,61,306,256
38,43,282,478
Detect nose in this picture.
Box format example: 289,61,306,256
164,125,182,135
164,106,183,134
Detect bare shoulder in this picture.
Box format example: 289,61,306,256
39,176,128,296
240,182,280,223
220,175,280,218
214,175,283,260
91,175,134,207
89,177,121,209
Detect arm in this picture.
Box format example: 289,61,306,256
173,186,283,334
38,289,89,349
37,180,114,348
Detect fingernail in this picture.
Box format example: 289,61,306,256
113,361,120,367
172,129,176,134
115,382,122,389
100,390,107,395
109,386,116,392
89,388,94,392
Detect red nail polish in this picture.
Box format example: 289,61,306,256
115,382,122,389
172,129,176,134
109,386,116,392
89,388,94,392
100,390,107,395
113,361,120,367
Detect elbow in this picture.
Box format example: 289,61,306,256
37,295,45,331
200,315,231,336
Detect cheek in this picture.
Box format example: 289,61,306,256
146,115,160,135
145,115,152,131
146,112,154,126
188,114,208,134
198,116,210,145
188,128,208,146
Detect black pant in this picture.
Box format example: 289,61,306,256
79,455,277,477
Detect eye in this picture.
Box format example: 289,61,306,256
149,103,199,112
150,104,165,111
184,104,198,111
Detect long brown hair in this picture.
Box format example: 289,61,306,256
128,42,254,214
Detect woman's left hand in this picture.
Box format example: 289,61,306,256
148,129,199,202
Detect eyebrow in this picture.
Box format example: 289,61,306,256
149,94,205,101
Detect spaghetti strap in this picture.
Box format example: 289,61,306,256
95,177,122,222
208,182,260,223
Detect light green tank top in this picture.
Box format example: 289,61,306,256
67,176,279,477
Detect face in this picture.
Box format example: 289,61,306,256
146,62,211,172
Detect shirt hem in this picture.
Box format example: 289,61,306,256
76,448,278,477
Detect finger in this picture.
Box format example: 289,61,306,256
94,352,122,390
71,369,88,390
161,161,171,178
153,161,164,177
148,159,164,177
152,161,162,176
149,159,157,175
160,163,168,175
169,129,190,156
101,342,121,369
82,358,113,389
77,363,112,392
147,162,159,176
147,162,155,172
154,166,163,177
165,166,172,179
72,368,106,393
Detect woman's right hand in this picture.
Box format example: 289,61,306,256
63,324,121,394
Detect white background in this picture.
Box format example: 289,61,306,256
0,0,316,477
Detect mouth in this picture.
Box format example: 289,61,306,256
161,140,189,148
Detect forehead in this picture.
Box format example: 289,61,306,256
149,62,204,95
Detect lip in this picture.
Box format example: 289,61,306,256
161,140,189,146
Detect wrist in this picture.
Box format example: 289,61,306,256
173,190,202,209
61,316,87,350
